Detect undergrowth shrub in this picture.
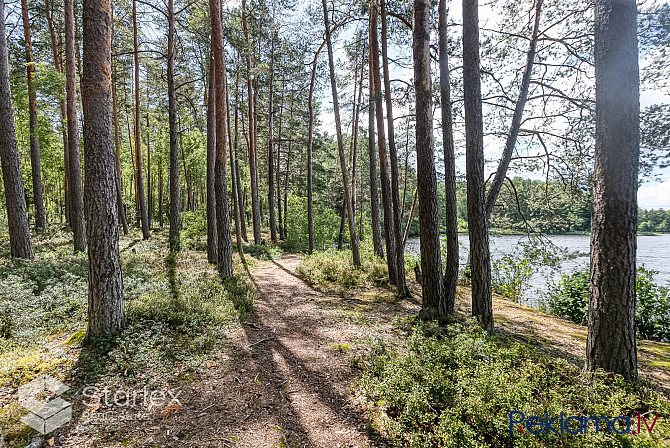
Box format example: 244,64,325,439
296,249,388,291
546,266,670,341
361,320,670,447
283,195,340,251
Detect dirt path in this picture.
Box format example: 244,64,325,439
158,255,393,448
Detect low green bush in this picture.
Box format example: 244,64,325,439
283,195,340,251
361,320,670,447
296,248,388,291
546,266,670,341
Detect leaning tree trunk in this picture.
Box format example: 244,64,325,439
463,0,493,333
484,0,543,218
233,76,248,242
65,0,86,252
81,0,126,340
132,0,150,240
439,0,457,316
20,0,46,231
380,0,409,296
206,56,217,261
322,0,360,267
413,0,445,317
168,0,181,251
370,4,397,282
0,0,34,259
209,0,233,278
586,0,639,381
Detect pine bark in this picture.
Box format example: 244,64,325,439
209,0,233,278
370,3,396,282
463,0,493,333
439,0,457,315
242,0,261,245
267,37,277,242
132,0,150,239
306,46,321,253
380,0,408,296
206,57,217,261
168,0,181,251
413,0,445,316
44,0,70,227
111,73,129,235
0,0,34,259
81,0,126,340
322,0,360,267
20,0,46,231
367,70,383,259
65,0,86,252
586,0,639,381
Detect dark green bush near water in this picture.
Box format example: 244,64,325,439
361,320,670,447
546,266,670,341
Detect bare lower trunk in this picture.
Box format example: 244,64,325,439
210,0,233,278
21,0,46,231
65,0,86,252
586,0,639,381
370,4,396,281
242,0,261,245
413,0,445,317
439,0,457,315
206,57,217,261
111,72,129,235
267,37,277,242
0,0,33,259
133,0,150,240
82,0,125,340
322,0,360,267
463,0,493,333
168,0,181,250
368,73,383,258
380,0,408,296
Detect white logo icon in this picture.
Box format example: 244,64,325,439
18,375,72,434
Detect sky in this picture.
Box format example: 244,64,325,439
316,1,670,210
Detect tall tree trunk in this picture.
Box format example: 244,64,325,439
276,79,284,240
484,0,543,218
242,0,261,244
367,70,383,258
65,0,86,252
322,0,360,267
111,70,129,235
21,0,46,231
414,0,445,317
234,77,247,242
45,0,70,227
283,121,291,237
158,154,164,227
267,36,277,243
206,57,218,262
463,0,493,333
168,0,181,250
133,0,150,240
586,0,639,381
370,3,396,282
146,82,152,228
209,0,233,278
0,0,34,259
81,0,125,340
439,0,457,315
307,45,323,253
380,0,408,296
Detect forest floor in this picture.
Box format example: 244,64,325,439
1,234,669,447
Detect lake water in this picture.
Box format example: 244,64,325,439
405,233,670,306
